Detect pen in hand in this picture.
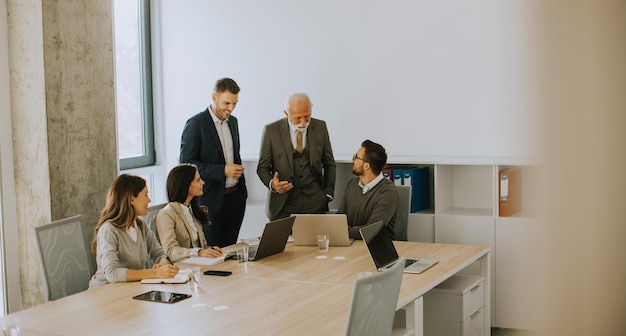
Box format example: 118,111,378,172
153,257,179,278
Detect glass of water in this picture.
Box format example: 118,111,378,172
189,267,201,290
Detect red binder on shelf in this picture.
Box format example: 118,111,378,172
499,168,522,217
381,168,393,181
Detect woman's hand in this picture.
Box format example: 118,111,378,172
199,246,223,258
153,264,180,278
153,256,172,268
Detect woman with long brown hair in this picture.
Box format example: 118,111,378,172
89,174,179,288
156,163,223,262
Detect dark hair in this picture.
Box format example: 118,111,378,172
166,164,210,225
361,140,387,175
91,174,147,253
214,77,240,95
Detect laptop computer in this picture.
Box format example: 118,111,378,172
359,220,438,274
246,216,296,261
291,214,353,246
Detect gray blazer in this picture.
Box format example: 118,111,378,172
156,202,208,262
257,118,336,220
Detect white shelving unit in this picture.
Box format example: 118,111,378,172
495,216,543,330
435,165,495,216
493,165,543,330
374,160,538,329
433,164,497,323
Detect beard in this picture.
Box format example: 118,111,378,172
296,122,309,131
352,165,364,176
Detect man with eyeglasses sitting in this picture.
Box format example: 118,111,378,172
338,140,399,240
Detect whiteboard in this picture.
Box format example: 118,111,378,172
157,0,538,164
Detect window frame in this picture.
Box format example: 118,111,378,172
118,0,156,170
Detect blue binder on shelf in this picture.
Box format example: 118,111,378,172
402,167,429,213
392,168,404,186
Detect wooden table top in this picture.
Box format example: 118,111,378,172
3,240,489,335
211,240,489,307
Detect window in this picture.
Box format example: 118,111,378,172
113,0,155,169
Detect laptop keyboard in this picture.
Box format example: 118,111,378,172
405,259,418,267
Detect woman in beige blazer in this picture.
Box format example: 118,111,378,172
156,164,223,262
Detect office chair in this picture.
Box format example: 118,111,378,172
345,258,409,336
141,202,167,241
34,215,92,301
394,185,411,241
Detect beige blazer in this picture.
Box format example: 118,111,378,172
156,202,208,262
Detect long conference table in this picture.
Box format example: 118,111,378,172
3,240,490,335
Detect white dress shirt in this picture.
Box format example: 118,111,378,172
359,173,385,194
209,106,237,188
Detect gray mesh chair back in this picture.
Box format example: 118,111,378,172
394,185,411,241
142,202,167,241
345,257,405,336
34,215,91,301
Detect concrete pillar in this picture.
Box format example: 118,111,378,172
42,0,117,268
6,0,117,309
6,0,51,309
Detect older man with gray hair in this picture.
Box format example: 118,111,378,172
257,93,336,220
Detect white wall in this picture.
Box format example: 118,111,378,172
156,0,538,168
152,0,539,238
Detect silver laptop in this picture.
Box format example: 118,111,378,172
359,220,438,274
246,216,296,261
291,214,353,246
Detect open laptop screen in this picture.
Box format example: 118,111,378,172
360,220,399,269
250,216,296,261
291,214,352,246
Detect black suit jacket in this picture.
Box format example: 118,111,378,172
180,108,247,216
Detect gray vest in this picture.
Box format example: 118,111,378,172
288,144,319,199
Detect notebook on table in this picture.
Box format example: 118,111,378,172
180,256,226,266
359,220,438,274
291,214,353,246
140,269,191,284
246,216,296,261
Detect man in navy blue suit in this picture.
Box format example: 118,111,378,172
180,78,247,247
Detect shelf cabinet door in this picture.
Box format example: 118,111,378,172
407,213,435,243
495,217,544,329
435,215,495,247
435,214,495,324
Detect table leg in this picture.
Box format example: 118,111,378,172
403,296,423,336
480,252,491,336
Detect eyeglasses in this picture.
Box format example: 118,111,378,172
352,153,369,163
